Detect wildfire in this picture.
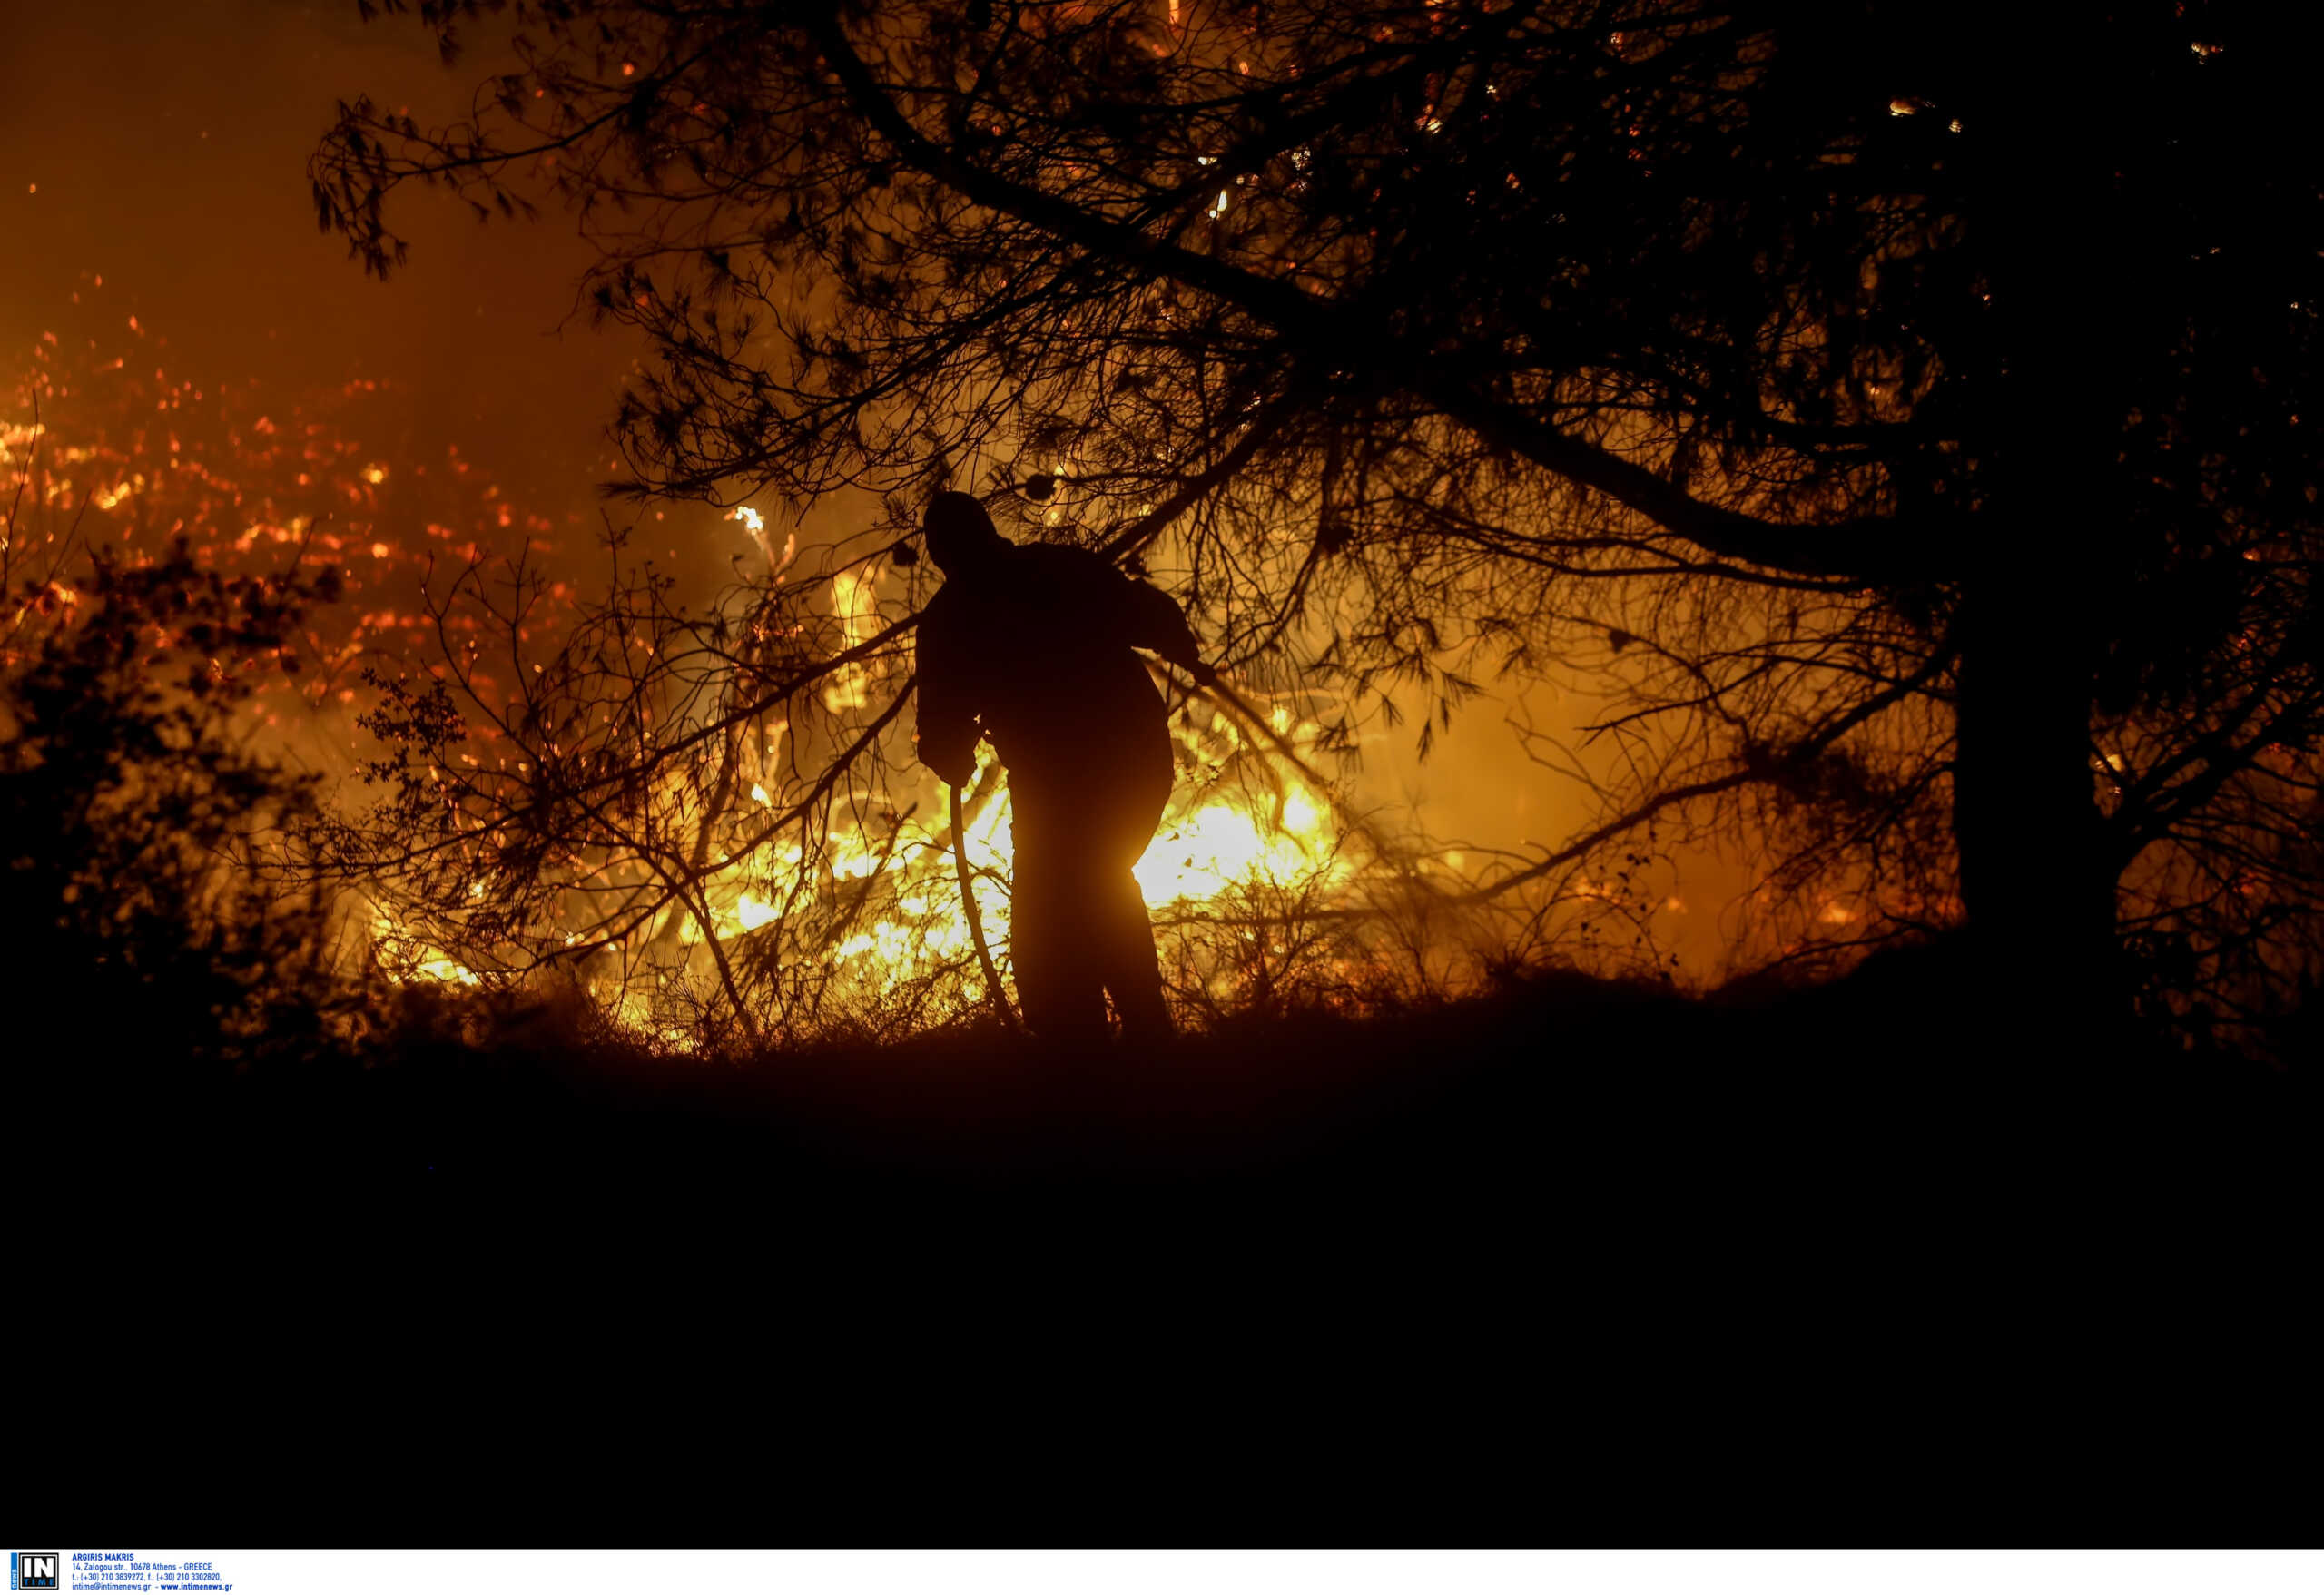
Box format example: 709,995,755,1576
5,283,584,727
4,294,1433,1040
370,908,481,987
821,568,877,711
370,687,1362,1039
695,697,1354,1019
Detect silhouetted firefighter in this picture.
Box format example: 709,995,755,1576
914,490,1215,1043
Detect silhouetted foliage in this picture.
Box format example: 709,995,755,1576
314,1,2324,1054
0,546,357,1078
0,293,625,1072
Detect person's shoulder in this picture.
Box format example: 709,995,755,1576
1015,541,1123,587
1013,540,1107,568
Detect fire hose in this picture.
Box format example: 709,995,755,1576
950,778,1018,1030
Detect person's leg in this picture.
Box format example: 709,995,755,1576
1096,763,1176,1041
1007,779,1110,1046
1098,866,1173,1040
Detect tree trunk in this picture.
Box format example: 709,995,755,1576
1953,81,2135,1049
1952,559,2118,1040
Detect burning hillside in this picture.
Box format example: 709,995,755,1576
347,531,1548,1049
4,288,1707,1049
2,278,583,735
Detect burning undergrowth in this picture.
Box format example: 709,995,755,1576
6,292,1678,1058
342,518,1669,1050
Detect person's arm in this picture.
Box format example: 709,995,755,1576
1115,569,1214,683
913,605,980,787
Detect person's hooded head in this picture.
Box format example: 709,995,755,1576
921,491,1011,580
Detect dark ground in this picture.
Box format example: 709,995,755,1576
66,943,2309,1205
18,942,2314,1534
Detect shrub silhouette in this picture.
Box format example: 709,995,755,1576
1,546,357,1082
